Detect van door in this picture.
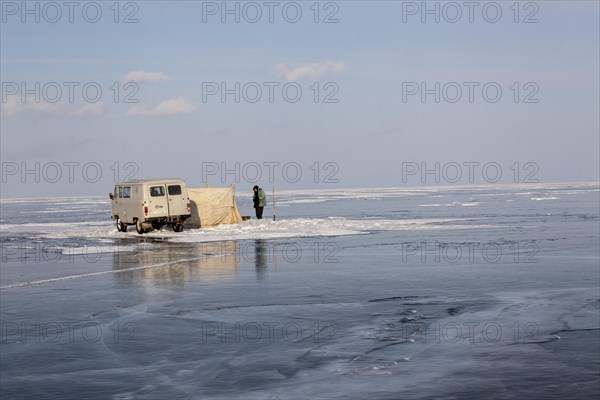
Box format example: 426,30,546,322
166,183,188,217
147,185,169,219
121,185,137,223
111,186,119,217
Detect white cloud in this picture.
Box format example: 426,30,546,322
0,97,20,117
126,97,196,116
74,102,106,118
1,97,106,119
274,61,346,82
0,96,63,118
123,70,171,84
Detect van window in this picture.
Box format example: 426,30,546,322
114,187,118,198
118,187,123,198
123,187,131,198
150,186,165,197
168,185,182,195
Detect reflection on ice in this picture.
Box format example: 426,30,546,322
112,242,241,287
254,240,269,281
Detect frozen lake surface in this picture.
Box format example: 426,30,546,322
1,183,599,399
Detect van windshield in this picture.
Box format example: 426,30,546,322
168,185,182,195
150,186,165,197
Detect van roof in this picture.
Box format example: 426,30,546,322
115,179,187,185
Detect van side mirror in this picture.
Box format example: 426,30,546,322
109,193,114,200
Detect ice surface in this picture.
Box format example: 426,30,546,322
1,183,599,399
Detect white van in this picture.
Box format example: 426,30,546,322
110,179,192,234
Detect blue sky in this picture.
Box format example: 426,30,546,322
1,1,599,197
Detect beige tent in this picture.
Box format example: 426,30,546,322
186,187,242,229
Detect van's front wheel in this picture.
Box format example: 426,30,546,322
172,223,184,232
136,219,145,234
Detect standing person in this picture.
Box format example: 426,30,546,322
253,185,266,219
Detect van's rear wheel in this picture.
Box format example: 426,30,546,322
116,218,127,232
172,223,184,232
136,220,145,234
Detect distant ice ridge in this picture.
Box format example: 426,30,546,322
530,197,559,201
418,202,480,207
0,195,106,205
264,181,599,202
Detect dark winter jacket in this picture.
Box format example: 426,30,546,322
253,188,267,208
